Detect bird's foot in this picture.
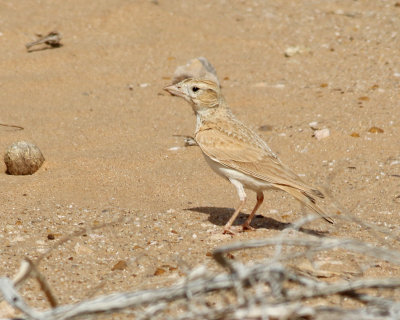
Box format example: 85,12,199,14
242,224,256,232
222,227,237,235
223,224,255,235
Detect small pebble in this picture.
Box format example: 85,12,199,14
284,46,309,57
47,233,55,240
368,127,384,133
112,260,128,271
314,128,330,140
154,267,166,276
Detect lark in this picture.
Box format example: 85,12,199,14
164,79,334,234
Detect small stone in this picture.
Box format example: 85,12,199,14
308,121,318,130
350,132,360,138
284,46,309,57
4,141,45,175
112,260,128,271
154,267,166,276
47,233,55,240
368,127,384,133
314,128,330,140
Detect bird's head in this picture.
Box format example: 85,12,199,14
164,79,222,113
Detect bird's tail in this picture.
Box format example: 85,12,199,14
276,185,334,224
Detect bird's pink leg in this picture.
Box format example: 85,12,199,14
242,192,264,231
223,199,246,235
223,179,246,235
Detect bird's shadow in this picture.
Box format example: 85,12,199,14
187,206,328,237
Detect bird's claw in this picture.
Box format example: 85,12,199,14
222,227,237,235
223,224,256,235
242,224,256,231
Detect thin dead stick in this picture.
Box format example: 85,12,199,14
0,123,24,130
213,237,400,271
2,214,400,319
25,258,58,308
8,257,58,308
0,277,41,319
286,278,400,302
25,31,62,51
2,264,400,320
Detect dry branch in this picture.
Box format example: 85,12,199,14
1,230,400,320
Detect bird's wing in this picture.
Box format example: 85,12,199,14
195,125,319,195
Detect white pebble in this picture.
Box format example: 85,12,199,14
284,46,301,57
314,128,330,140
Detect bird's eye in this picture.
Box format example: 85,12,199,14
192,86,199,92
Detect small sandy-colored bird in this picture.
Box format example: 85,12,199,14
164,79,334,234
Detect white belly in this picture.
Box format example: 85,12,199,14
203,154,273,192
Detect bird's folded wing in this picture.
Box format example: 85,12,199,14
196,127,317,193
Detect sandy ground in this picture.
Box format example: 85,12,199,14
1,0,400,317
